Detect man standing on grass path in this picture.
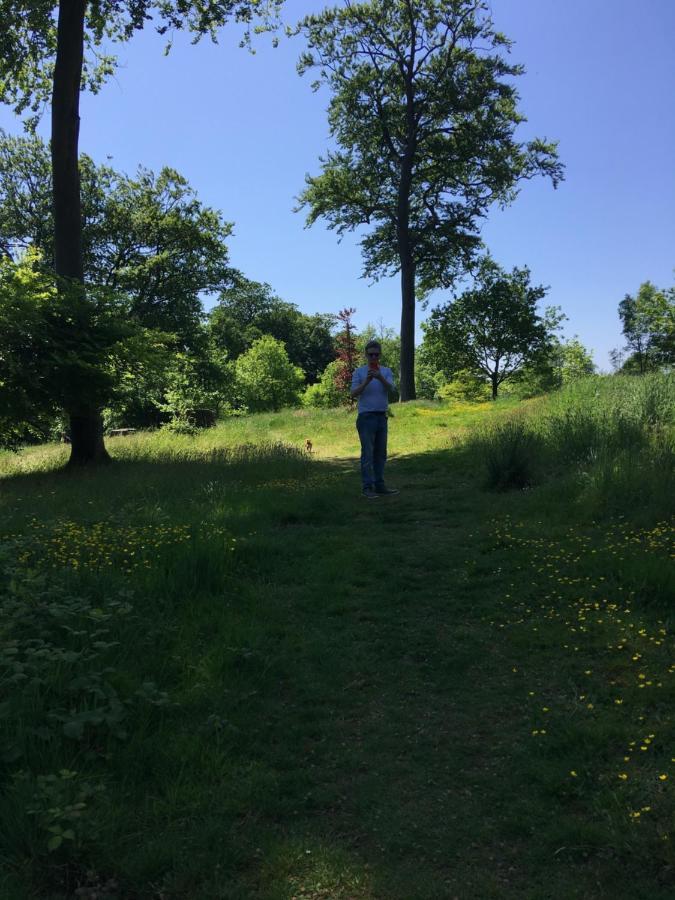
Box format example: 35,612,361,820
350,340,400,499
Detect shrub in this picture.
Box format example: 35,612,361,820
234,336,305,412
157,349,234,429
303,360,348,408
437,369,491,403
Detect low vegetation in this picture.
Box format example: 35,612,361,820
0,374,673,899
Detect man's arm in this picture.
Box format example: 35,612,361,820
375,367,395,392
350,368,373,399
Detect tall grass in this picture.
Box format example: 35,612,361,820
468,374,675,514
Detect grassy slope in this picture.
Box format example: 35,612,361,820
0,390,673,899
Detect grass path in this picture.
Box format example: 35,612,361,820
1,406,673,898
202,451,672,900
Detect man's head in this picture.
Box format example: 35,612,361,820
364,339,382,363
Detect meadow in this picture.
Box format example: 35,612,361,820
0,374,673,899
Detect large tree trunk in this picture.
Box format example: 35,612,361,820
68,409,109,464
397,52,417,403
399,248,416,401
52,0,110,465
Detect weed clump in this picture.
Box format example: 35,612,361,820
478,419,541,491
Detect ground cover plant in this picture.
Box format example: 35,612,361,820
0,375,673,899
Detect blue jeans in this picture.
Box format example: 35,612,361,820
356,412,387,490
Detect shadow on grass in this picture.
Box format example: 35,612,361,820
1,439,673,899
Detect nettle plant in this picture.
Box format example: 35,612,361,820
0,543,170,762
15,768,106,854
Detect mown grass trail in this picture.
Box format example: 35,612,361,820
0,384,673,899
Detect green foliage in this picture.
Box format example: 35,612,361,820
1,401,673,897
0,553,139,759
0,131,233,348
468,374,675,513
0,1,284,126
423,258,562,398
0,1,284,461
616,281,675,373
478,418,542,490
19,769,105,854
0,251,165,448
0,249,55,446
557,337,596,383
414,344,446,400
297,0,563,395
234,335,305,412
437,369,491,403
302,359,348,408
501,336,595,400
209,275,335,381
156,345,234,432
297,0,563,288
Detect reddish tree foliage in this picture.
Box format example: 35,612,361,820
333,307,358,398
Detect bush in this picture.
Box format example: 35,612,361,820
437,369,491,403
303,360,348,408
234,336,305,412
156,349,234,429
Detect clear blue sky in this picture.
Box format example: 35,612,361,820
1,0,674,370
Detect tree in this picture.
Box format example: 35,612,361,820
617,281,675,373
296,0,563,400
333,307,359,397
422,258,560,399
0,252,56,447
234,335,305,412
157,344,234,431
0,0,283,463
556,337,595,384
0,130,234,348
209,275,335,381
0,250,166,449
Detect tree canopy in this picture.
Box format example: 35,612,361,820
0,130,234,347
209,275,336,382
0,0,283,464
297,0,563,399
0,0,283,125
234,335,305,412
0,250,166,449
616,281,675,373
421,258,560,399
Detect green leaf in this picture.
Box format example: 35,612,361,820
62,720,84,740
47,834,62,852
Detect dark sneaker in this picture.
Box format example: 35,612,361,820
375,486,399,495
362,488,379,499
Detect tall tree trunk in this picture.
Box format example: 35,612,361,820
398,47,417,403
399,246,416,401
491,374,499,400
52,0,110,464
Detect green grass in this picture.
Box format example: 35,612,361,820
0,379,673,899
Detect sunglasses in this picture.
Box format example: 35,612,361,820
367,351,381,357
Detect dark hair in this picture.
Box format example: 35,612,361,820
365,339,382,353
